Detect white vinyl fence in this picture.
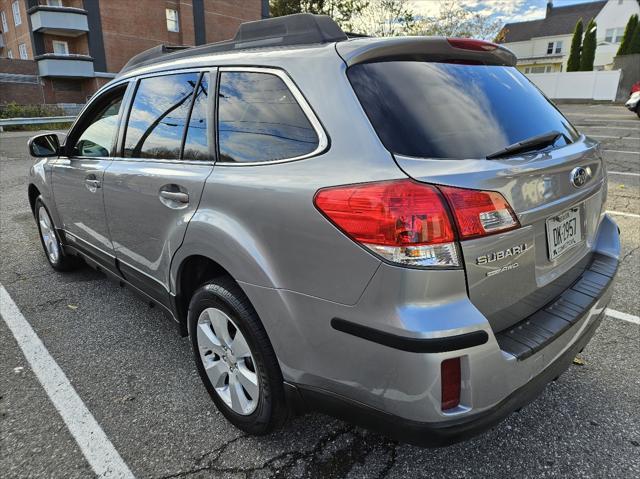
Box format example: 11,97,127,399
527,70,622,101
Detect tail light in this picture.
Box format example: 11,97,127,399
447,38,498,51
314,180,459,267
314,180,519,266
440,186,519,240
441,357,461,410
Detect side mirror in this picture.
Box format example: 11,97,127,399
28,133,60,158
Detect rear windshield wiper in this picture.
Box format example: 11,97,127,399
486,130,567,160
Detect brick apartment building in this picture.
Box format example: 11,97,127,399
0,0,267,105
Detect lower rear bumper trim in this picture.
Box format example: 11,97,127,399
297,311,603,447
330,317,489,353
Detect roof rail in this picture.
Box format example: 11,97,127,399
118,14,348,76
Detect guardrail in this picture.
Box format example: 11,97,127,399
0,116,75,130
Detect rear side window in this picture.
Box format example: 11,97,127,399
348,62,579,160
124,72,200,159
218,71,319,163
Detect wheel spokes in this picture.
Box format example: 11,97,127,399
230,332,251,359
197,322,225,356
229,373,250,413
207,309,233,347
204,360,228,389
235,364,259,400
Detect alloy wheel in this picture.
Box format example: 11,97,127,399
196,307,260,415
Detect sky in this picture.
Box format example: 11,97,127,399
408,0,603,23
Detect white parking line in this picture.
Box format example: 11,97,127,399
0,284,135,479
603,149,639,155
609,171,640,177
606,308,640,325
606,210,640,218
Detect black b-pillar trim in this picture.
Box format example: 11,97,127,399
193,0,205,46
83,0,106,72
331,318,489,353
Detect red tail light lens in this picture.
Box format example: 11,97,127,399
439,186,520,240
447,38,498,51
314,180,459,267
441,357,461,411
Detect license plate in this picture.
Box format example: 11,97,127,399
546,207,582,260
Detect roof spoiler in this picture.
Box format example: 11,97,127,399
118,13,348,76
336,37,517,67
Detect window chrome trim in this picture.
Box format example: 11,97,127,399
216,66,329,166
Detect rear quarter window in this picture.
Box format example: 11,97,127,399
217,71,319,163
347,61,579,160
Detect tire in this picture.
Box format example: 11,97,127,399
188,277,288,435
34,197,78,272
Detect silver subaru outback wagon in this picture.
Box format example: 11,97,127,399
27,14,620,446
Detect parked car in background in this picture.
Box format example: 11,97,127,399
26,14,620,446
625,81,640,118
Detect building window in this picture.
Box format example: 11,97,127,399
1,11,8,33
547,41,562,55
7,48,13,59
605,28,625,43
524,67,530,73
12,1,21,26
555,41,562,54
47,0,64,6
166,8,179,32
531,66,546,74
52,40,69,55
18,43,27,59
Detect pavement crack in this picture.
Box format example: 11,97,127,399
377,441,398,479
621,245,640,263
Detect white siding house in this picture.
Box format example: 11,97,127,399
498,0,640,74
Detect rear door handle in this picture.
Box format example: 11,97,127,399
159,190,189,203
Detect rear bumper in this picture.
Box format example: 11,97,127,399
292,309,604,447
242,215,619,444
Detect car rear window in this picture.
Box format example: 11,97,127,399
347,61,579,160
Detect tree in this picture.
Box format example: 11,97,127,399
417,0,502,40
566,19,583,72
270,1,370,32
617,14,638,55
270,0,302,17
350,0,417,37
628,21,640,54
579,19,597,71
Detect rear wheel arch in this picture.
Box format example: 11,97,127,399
175,255,239,334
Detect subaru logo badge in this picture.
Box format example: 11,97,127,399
570,167,590,188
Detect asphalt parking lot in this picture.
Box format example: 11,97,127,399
1,102,639,478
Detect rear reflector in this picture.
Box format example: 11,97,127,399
314,180,459,267
439,186,519,239
441,357,461,411
447,38,498,51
